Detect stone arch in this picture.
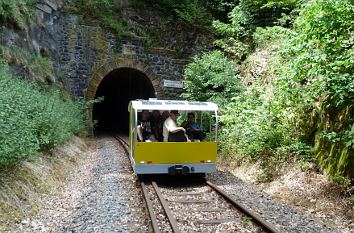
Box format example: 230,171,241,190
85,56,162,134
86,57,162,101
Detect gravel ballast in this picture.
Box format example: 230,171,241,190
157,181,265,232
208,171,342,233
13,136,346,232
59,137,149,232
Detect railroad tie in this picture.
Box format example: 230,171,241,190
152,182,181,233
168,200,211,204
197,219,233,225
171,192,204,196
187,208,225,213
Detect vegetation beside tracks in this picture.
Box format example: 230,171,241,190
0,59,85,167
0,137,94,229
0,0,87,168
0,0,352,190
182,0,354,188
0,0,34,29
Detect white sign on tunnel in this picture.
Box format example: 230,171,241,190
163,79,184,89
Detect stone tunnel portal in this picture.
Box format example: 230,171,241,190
92,68,155,135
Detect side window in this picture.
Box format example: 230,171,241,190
184,111,203,142
137,110,158,142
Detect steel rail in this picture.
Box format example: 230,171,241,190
115,135,280,232
115,136,162,233
152,182,181,233
114,136,130,156
141,182,161,233
119,137,129,148
206,181,281,233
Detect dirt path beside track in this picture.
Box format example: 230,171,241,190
14,137,148,232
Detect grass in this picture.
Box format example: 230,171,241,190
0,168,45,226
67,0,134,39
0,0,35,29
0,57,85,167
241,216,253,227
0,45,55,84
0,137,92,230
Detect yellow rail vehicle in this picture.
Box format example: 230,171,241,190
128,100,219,175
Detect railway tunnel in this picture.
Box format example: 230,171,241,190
92,68,155,135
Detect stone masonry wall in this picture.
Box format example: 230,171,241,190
1,0,187,101
1,0,189,134
51,1,186,100
60,14,187,100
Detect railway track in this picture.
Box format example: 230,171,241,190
115,135,281,233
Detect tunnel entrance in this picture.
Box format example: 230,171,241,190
92,68,155,135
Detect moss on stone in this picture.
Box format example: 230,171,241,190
314,105,354,181
0,45,55,84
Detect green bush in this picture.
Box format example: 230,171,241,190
175,0,214,26
212,0,302,59
182,49,297,161
203,0,236,16
182,25,316,165
279,0,354,109
212,5,254,60
219,85,292,160
71,0,133,38
181,0,353,182
182,50,243,105
273,0,354,179
253,26,294,48
146,0,212,26
0,60,84,167
0,0,34,28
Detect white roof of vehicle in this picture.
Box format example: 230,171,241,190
129,99,218,112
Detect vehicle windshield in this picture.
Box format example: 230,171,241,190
135,110,217,142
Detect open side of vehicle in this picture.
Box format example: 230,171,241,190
128,99,219,175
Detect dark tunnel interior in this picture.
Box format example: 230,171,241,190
92,68,155,135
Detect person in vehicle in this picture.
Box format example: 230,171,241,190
163,110,187,142
182,112,203,141
137,110,156,142
161,110,170,121
158,111,170,142
151,110,163,142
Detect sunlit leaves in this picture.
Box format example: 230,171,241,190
288,0,354,107
0,60,85,167
182,50,243,105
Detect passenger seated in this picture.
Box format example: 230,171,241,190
182,112,203,141
163,110,187,142
137,110,156,142
157,111,170,142
161,110,170,121
151,110,163,142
